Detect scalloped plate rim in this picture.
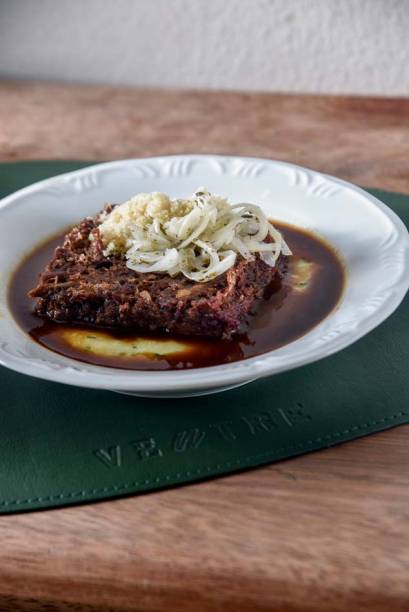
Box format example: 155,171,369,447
0,155,408,396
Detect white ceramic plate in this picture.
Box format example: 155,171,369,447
1,155,408,397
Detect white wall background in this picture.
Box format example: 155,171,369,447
1,0,408,95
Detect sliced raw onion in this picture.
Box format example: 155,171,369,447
100,187,292,282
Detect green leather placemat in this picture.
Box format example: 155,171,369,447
0,161,408,514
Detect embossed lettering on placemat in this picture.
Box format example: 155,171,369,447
0,161,408,513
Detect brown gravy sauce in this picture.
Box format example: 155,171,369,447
8,223,345,371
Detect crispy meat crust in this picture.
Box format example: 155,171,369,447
29,210,287,339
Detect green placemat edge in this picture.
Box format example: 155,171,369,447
0,160,408,514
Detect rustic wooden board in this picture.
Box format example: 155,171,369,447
0,80,408,611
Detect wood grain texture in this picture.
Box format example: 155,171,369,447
0,80,408,611
2,80,409,192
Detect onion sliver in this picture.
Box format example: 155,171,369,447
99,187,292,282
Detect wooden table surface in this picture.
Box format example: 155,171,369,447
0,80,408,611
